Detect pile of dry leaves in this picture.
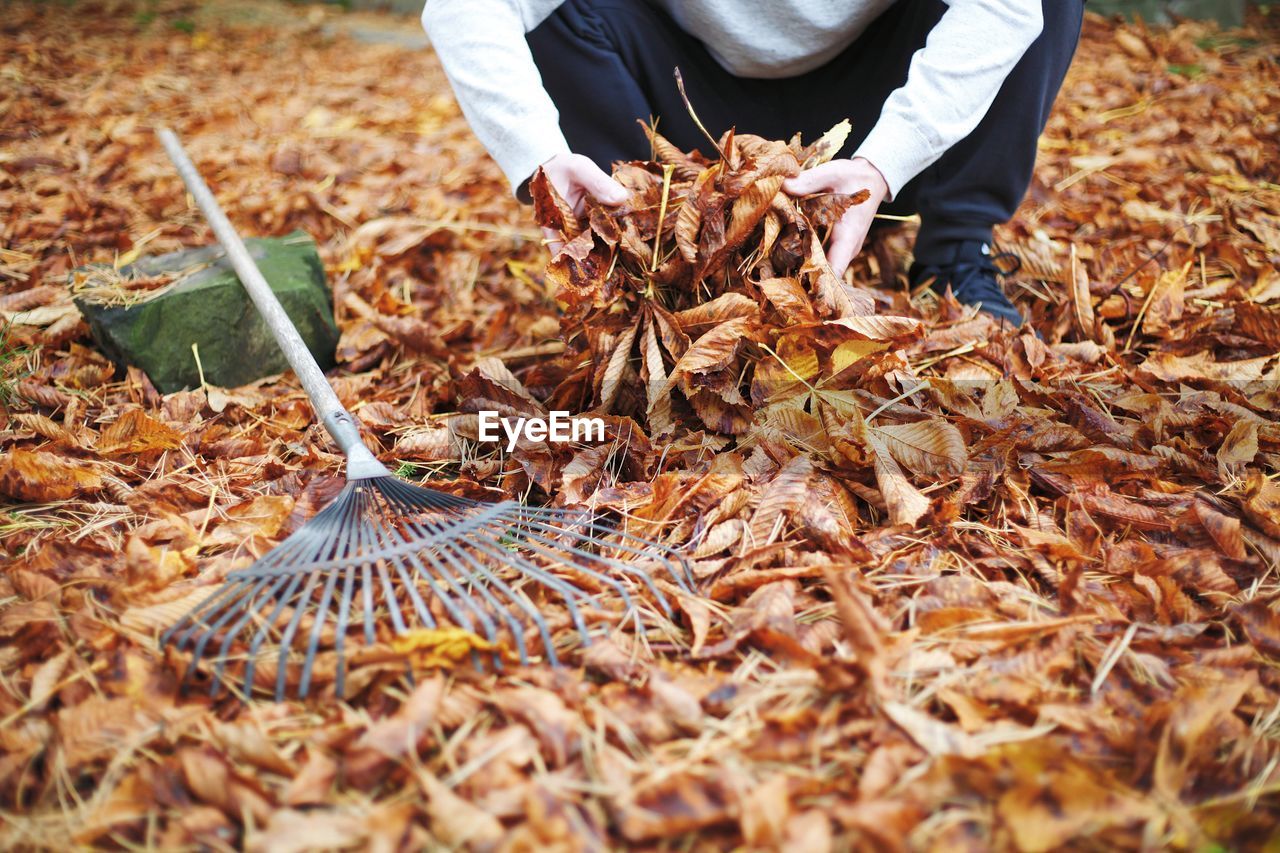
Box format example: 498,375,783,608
2,1,1280,849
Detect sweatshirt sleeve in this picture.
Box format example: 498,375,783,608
852,0,1043,201
421,0,570,195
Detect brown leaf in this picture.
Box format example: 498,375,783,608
1141,351,1279,383
598,318,639,412
759,276,818,325
739,773,791,847
675,166,716,265
616,772,734,841
1191,501,1247,559
698,174,784,279
870,419,966,478
345,676,443,785
747,455,813,546
210,719,293,776
283,749,338,807
97,408,184,455
1153,673,1255,799
0,449,102,502
665,316,757,392
641,314,674,435
1234,301,1280,348
529,166,582,238
417,770,505,850
1243,472,1280,539
856,419,930,527
1217,419,1259,477
249,809,367,853
804,230,875,318
825,568,888,692
995,744,1154,852
1232,600,1280,658
1067,244,1099,343
28,649,71,712
672,292,758,332
1141,263,1187,335
801,119,852,168
698,581,797,658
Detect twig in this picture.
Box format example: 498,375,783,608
651,164,676,273
673,68,727,161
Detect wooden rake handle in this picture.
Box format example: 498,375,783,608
157,127,388,480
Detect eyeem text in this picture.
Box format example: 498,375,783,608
476,411,606,453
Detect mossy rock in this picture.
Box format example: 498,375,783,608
72,231,338,394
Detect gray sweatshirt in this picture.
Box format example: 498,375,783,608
420,1,1043,200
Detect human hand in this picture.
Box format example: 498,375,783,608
782,157,889,277
539,152,628,253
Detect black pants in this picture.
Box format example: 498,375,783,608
527,0,1083,262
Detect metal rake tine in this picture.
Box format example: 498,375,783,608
296,481,371,698
480,506,671,614
389,483,477,512
176,576,270,685
173,484,354,667
355,491,380,648
386,490,592,650
240,571,308,698
165,575,258,651
273,570,323,701
374,559,408,635
366,484,509,671
371,494,445,627
398,509,552,665
365,486,461,634
452,528,596,646
249,487,360,570
207,575,289,696
362,487,412,637
298,560,342,699
390,483,658,647
169,511,340,651
419,546,529,667
464,515,636,615
333,564,356,701
361,561,376,647
517,504,696,578
507,505,698,594
386,479,568,666
384,480,550,663
364,489,497,672
398,547,500,657
463,519,660,645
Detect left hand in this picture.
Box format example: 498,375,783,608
783,157,889,277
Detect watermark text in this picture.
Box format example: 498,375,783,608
476,411,606,453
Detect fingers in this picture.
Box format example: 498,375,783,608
554,155,628,215
542,152,629,214
542,226,564,257
826,227,860,277
782,163,837,196
827,208,871,277
576,160,629,205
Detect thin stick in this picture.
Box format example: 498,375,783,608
651,164,676,273
673,68,727,161
866,381,931,425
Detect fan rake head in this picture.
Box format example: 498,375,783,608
161,476,696,701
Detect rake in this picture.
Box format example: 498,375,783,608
156,129,696,701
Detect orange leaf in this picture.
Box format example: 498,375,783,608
97,409,184,455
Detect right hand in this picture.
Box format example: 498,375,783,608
538,152,628,253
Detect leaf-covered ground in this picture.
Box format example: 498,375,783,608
3,2,1280,849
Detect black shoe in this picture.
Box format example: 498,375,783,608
910,240,1025,327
